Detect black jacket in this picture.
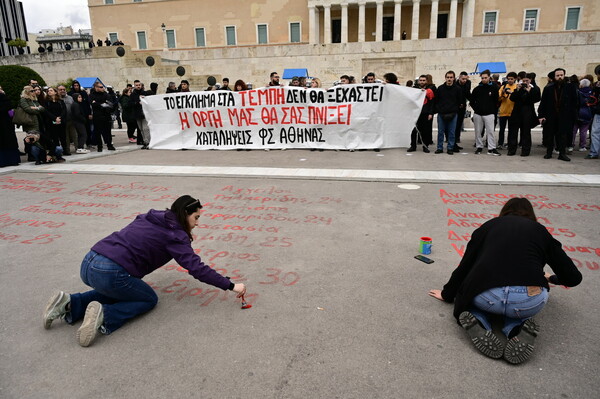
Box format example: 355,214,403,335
434,83,464,115
470,83,499,116
538,81,578,122
89,91,114,123
509,85,541,128
129,88,146,120
441,215,582,322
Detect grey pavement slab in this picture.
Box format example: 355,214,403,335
1,167,599,398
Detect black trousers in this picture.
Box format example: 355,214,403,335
455,108,466,143
411,113,433,148
93,119,113,149
508,116,532,155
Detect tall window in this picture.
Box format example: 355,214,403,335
290,22,301,43
524,9,538,32
225,26,236,45
257,24,268,44
483,11,497,33
136,31,147,49
108,33,118,43
565,7,581,30
195,28,206,47
166,29,176,48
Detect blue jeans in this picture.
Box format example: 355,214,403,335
437,114,457,150
589,114,600,157
67,251,158,334
31,145,63,161
470,286,548,337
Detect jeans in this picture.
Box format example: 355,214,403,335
470,286,548,337
588,114,600,157
67,251,158,334
437,114,457,150
571,120,591,148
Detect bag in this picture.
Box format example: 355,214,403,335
12,107,35,126
440,112,456,122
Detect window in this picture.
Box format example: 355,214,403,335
257,24,268,44
332,19,341,43
565,7,580,30
382,16,394,41
133,0,142,2
195,28,206,47
225,26,236,45
104,0,114,4
483,11,497,33
166,29,176,48
136,31,147,49
108,32,118,43
290,22,301,43
524,9,538,32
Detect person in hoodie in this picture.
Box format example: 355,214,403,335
470,69,501,156
42,195,248,347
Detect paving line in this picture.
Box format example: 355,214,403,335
2,162,600,187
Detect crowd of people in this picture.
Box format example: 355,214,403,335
1,66,598,167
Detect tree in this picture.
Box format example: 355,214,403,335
7,38,27,54
0,65,46,108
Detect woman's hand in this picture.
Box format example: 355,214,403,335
544,272,553,282
428,289,444,301
232,283,246,298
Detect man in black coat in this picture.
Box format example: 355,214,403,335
454,71,471,149
89,82,115,152
408,75,434,153
538,68,578,161
508,73,541,157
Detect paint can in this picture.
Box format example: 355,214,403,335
419,237,432,255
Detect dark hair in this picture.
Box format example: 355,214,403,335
134,80,140,84
180,80,189,85
405,80,413,87
525,73,535,80
499,198,537,222
555,68,566,75
459,71,468,76
366,72,375,78
234,79,248,91
507,72,518,79
419,74,427,79
270,72,278,78
340,74,350,81
170,195,203,240
383,72,398,84
517,71,527,80
480,69,491,77
445,70,455,78
223,77,229,82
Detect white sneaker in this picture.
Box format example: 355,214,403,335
76,148,90,154
579,147,587,152
567,147,573,152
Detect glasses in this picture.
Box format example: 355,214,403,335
29,90,36,92
97,86,104,89
185,199,203,213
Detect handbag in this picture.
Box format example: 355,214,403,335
12,106,35,126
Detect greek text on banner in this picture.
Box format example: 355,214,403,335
141,84,425,150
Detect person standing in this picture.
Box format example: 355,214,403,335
42,195,247,347
497,72,518,149
57,85,76,155
454,72,471,150
70,93,90,154
470,70,501,156
408,75,434,153
434,71,464,155
42,87,66,162
268,72,280,86
119,87,137,143
570,78,593,152
220,78,232,91
538,68,579,161
585,78,600,160
89,82,115,152
507,73,541,157
0,86,20,167
130,80,151,149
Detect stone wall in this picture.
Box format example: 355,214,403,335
2,31,598,90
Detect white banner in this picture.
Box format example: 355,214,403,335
141,84,425,150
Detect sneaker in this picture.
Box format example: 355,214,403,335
434,149,443,154
459,311,504,359
447,150,454,155
579,147,587,152
77,301,104,347
475,148,482,155
407,147,416,152
558,154,571,162
488,149,501,156
107,145,116,151
567,147,573,153
496,144,503,150
43,291,71,329
503,319,539,364
422,146,430,153
76,148,90,154
453,145,463,151
584,154,598,159
128,138,136,143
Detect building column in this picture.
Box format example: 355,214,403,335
341,2,349,43
324,5,331,44
394,0,402,40
376,0,384,42
448,0,457,38
358,1,366,42
309,5,317,44
462,0,475,37
429,0,439,38
411,0,420,40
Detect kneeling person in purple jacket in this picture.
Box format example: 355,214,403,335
43,195,247,347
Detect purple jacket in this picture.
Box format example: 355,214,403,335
91,209,232,290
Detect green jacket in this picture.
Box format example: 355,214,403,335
18,97,44,132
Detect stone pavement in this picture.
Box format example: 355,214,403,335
1,128,599,398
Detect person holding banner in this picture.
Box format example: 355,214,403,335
43,195,247,347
